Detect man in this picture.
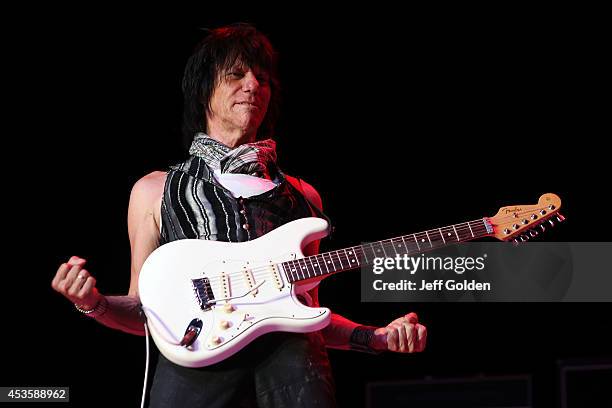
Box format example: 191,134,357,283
51,23,426,407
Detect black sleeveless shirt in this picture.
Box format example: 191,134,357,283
160,155,318,245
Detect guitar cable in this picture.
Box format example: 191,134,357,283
141,322,150,408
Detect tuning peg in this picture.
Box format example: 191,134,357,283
556,213,566,222
513,239,519,246
548,219,555,227
520,235,529,242
530,230,538,238
540,224,546,232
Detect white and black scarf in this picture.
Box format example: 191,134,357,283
188,133,278,180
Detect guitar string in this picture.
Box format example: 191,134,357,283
202,207,559,286
200,217,542,285
201,225,492,284
198,207,560,285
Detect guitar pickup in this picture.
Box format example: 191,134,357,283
192,277,215,310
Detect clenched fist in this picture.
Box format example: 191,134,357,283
372,312,427,353
51,256,101,310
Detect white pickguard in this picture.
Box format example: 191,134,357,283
138,217,332,368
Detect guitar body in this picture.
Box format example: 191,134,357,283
139,217,332,368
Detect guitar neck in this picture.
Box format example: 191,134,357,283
282,218,494,283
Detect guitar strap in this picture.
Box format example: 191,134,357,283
284,175,334,238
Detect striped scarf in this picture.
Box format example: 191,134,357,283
188,133,278,180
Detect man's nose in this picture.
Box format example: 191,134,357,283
242,71,260,92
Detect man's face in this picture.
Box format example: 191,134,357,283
206,63,272,138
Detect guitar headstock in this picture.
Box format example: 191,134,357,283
489,193,564,242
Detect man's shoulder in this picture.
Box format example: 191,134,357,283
284,174,322,210
130,171,167,203
135,171,167,187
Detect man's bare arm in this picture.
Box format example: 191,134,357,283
51,172,166,336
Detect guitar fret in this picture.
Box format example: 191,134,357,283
401,236,410,254
330,251,340,271
289,260,297,281
313,256,322,276
345,249,355,268
291,260,299,281
321,254,330,274
457,223,471,241
324,252,334,272
335,250,345,270
452,225,460,241
312,256,322,276
342,249,350,269
468,222,474,237
374,242,383,257
360,244,370,263
392,238,405,255
413,234,421,251
294,259,302,280
322,252,333,273
369,242,379,258
438,228,446,244
306,257,314,278
354,248,361,266
377,241,387,257
388,240,399,256
415,233,424,247
285,260,294,282
346,248,359,267
426,231,432,248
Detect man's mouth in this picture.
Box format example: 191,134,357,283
236,101,259,108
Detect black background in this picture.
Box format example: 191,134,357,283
4,5,611,407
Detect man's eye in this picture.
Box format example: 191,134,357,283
228,72,244,78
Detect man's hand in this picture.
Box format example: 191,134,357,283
51,256,101,310
371,312,427,353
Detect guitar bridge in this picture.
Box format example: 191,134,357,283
192,277,215,310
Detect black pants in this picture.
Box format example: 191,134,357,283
149,331,337,407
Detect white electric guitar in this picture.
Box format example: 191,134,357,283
139,193,563,367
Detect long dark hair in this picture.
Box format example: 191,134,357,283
181,23,280,148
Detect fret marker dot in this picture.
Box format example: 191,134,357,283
448,233,452,236
421,239,425,242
